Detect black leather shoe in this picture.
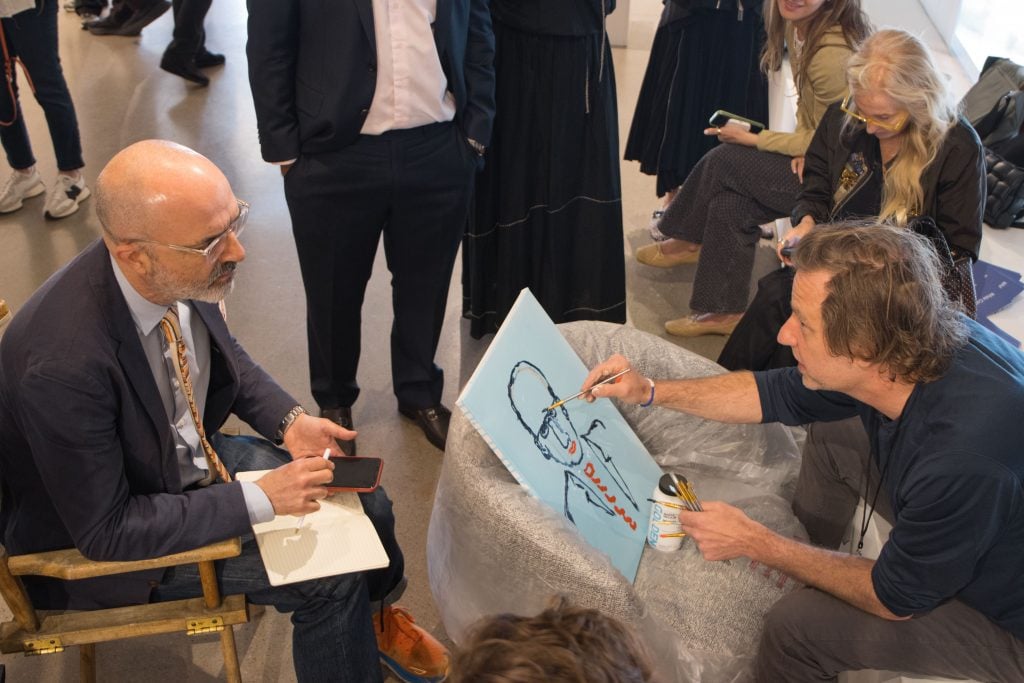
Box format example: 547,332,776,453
160,54,210,86
398,404,451,452
320,407,356,456
115,0,170,34
195,49,226,69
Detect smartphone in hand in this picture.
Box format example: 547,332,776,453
327,456,383,492
709,110,765,133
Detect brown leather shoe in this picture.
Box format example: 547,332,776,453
319,407,356,456
373,605,450,682
664,314,740,338
398,404,450,452
635,242,701,267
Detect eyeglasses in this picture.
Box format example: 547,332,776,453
840,95,909,133
127,199,249,260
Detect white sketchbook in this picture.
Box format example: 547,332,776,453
236,470,390,586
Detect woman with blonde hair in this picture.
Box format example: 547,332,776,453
719,28,985,371
636,0,872,337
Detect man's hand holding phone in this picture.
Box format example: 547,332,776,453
283,412,357,461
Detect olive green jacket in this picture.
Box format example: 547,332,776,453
756,24,853,157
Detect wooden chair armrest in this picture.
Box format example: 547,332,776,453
7,537,242,581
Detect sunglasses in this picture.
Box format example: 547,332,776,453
840,95,909,133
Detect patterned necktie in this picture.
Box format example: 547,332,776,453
159,304,232,484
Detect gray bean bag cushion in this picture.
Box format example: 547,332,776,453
428,322,807,682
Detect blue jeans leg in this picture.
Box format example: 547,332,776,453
153,534,383,683
0,0,85,171
153,433,407,682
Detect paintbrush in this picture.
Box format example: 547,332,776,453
668,472,695,511
545,368,631,411
670,474,730,563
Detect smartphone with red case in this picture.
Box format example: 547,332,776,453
327,456,383,492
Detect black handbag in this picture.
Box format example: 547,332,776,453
984,147,1024,228
909,216,977,319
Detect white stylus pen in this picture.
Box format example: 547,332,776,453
294,448,332,533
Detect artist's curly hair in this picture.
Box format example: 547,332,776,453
793,223,967,384
450,596,656,683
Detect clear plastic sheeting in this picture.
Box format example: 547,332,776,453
428,321,806,682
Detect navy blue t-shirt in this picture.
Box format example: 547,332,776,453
755,319,1024,640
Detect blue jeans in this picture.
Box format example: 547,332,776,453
0,0,85,171
152,434,407,683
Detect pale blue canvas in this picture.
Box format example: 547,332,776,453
457,289,663,582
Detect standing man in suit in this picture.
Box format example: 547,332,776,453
0,140,450,683
246,0,496,454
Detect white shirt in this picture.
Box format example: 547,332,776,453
361,0,456,135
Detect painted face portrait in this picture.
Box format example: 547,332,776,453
508,361,583,466
507,360,641,530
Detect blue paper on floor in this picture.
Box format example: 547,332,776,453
972,260,1023,346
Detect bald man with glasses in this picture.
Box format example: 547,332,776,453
0,140,450,682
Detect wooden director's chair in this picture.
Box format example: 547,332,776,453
0,538,248,682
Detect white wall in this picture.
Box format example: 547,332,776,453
918,0,963,42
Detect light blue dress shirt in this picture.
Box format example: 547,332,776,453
110,256,274,525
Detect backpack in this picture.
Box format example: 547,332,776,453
961,57,1024,148
984,148,1024,228
961,57,1024,228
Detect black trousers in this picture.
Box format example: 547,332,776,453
717,266,796,371
284,121,477,410
164,0,211,60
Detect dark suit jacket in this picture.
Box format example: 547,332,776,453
246,0,496,162
0,240,297,609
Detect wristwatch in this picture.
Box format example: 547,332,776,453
276,405,307,442
466,137,486,156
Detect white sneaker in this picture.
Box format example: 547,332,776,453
44,173,90,219
0,169,45,214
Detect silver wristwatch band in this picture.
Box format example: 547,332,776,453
277,405,307,441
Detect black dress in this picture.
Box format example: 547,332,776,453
624,0,768,197
461,0,626,339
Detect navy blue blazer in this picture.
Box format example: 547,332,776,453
246,0,496,162
0,240,297,609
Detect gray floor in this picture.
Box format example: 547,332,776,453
2,2,1022,681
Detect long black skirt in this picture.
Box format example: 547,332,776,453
462,24,626,339
624,9,768,197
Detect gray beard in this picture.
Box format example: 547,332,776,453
150,260,237,304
